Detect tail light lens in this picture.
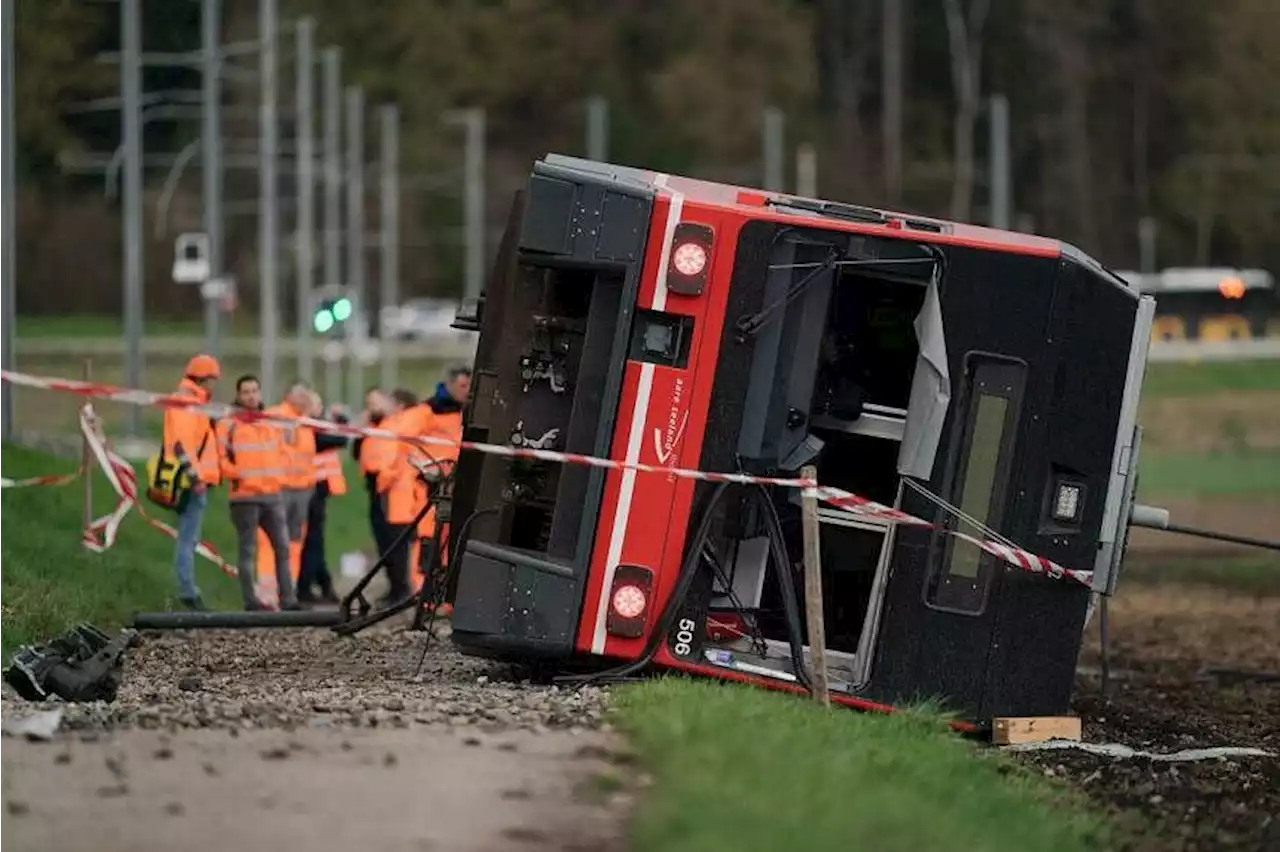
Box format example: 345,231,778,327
606,564,654,638
667,223,714,296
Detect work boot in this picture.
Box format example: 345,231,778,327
318,577,339,605
179,596,207,612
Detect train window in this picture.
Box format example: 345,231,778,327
946,393,1008,578
925,354,1025,615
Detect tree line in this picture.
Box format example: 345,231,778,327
14,0,1279,318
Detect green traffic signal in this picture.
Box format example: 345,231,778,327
311,294,352,335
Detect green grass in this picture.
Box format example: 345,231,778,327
614,678,1118,852
1141,359,1280,398
1136,450,1280,499
1123,553,1280,595
14,314,259,339
1,443,374,657
0,443,242,655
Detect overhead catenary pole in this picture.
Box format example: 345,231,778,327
762,106,785,193
121,0,144,437
988,93,1011,230
585,95,608,162
460,107,486,304
201,0,223,357
321,47,343,403
321,48,342,295
258,0,280,402
345,86,365,405
379,104,399,391
295,16,316,385
1,0,14,440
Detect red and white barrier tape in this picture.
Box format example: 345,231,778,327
1,369,1092,588
0,468,84,489
77,407,281,607
3,401,279,607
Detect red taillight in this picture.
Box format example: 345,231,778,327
606,564,654,638
612,584,647,619
671,241,708,277
667,223,714,296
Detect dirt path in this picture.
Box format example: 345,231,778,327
1017,583,1280,852
1,726,626,852
1,620,632,852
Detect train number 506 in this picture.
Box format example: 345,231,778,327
673,618,696,656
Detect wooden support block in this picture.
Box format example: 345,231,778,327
992,716,1082,745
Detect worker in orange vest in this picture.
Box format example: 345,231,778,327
264,382,320,582
217,374,297,610
412,365,470,611
299,394,349,604
162,354,222,610
363,388,422,607
350,388,395,559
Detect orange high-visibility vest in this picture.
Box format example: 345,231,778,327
414,407,462,540
379,406,431,527
162,379,220,485
409,406,463,587
216,417,285,500
265,402,315,490
366,408,410,492
313,451,347,495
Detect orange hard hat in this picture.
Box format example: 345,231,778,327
184,354,221,380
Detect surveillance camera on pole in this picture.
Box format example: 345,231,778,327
173,232,210,284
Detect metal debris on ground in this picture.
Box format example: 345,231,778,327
3,624,138,703
1005,739,1275,762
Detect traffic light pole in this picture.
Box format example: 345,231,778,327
379,104,399,391
345,86,365,408
321,47,344,407
295,16,316,386
311,287,350,409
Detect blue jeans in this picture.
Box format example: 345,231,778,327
173,488,209,600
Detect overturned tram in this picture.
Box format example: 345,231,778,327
445,155,1155,724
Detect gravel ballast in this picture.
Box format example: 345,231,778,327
10,622,611,736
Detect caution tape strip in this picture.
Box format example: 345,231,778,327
1,368,1093,588
80,408,282,608
3,402,280,607
0,468,84,489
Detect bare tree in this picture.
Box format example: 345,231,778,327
942,0,990,222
